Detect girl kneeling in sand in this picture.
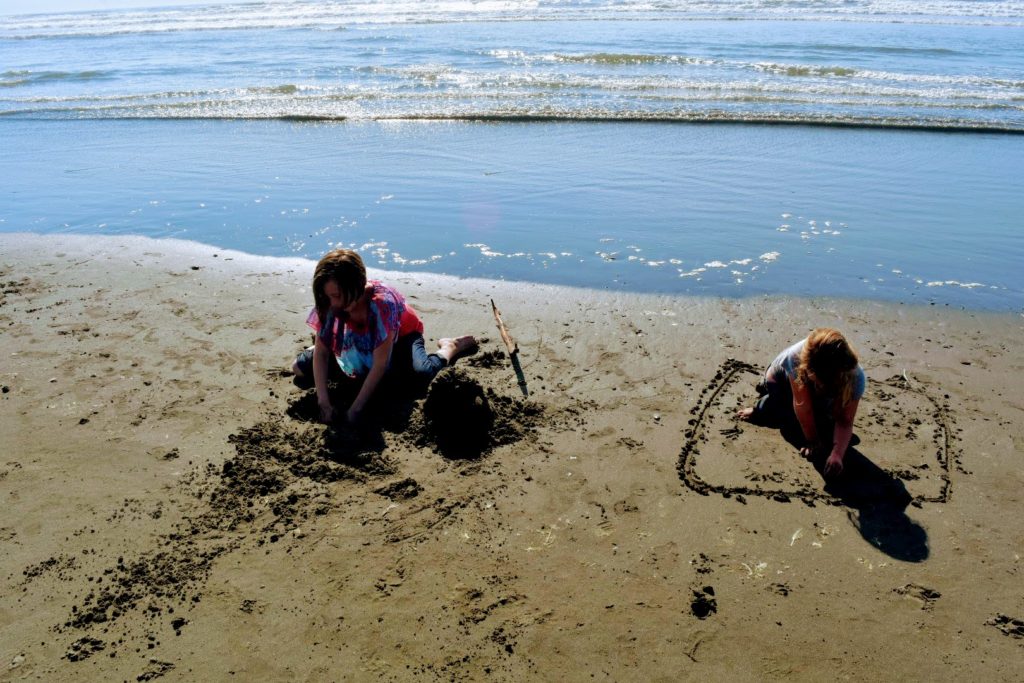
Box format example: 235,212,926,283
737,328,865,478
292,248,476,425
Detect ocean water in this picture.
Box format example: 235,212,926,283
4,0,1024,129
2,1,1022,310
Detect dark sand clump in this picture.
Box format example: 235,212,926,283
419,367,546,460
22,554,78,584
64,546,224,631
690,586,718,619
423,367,495,459
64,636,104,662
465,349,507,370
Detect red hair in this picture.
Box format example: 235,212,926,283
796,327,859,416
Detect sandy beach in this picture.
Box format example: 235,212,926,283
2,232,1022,681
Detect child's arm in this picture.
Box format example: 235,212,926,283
824,398,859,478
346,334,396,424
313,334,335,423
790,376,820,455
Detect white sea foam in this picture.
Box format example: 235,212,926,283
3,5,1019,130
4,71,1020,126
678,267,707,278
925,280,987,289
4,1,1022,40
3,6,1021,127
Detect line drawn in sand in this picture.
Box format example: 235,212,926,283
677,359,960,507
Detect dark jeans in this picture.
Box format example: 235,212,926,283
390,332,448,379
752,375,834,444
293,332,446,389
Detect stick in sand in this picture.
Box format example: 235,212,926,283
490,298,529,397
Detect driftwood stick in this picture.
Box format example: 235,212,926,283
490,299,518,355
490,299,528,397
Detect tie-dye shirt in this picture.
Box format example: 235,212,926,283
306,281,423,377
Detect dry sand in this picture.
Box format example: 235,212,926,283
2,233,1023,681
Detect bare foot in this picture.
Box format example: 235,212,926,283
736,407,755,422
437,335,477,363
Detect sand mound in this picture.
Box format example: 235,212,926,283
423,367,495,459
413,366,550,460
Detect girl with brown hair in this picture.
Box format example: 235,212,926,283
292,249,476,425
737,327,865,478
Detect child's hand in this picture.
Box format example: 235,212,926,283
799,440,826,460
318,400,335,424
824,452,845,478
345,406,362,426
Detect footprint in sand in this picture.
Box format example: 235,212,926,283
893,583,941,610
986,614,1024,639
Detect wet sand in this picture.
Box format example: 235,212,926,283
2,233,1023,681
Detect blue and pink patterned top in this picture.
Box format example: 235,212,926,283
306,281,423,377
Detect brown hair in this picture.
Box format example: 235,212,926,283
796,327,860,415
312,249,366,324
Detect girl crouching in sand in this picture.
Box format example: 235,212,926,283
737,328,865,478
292,249,476,425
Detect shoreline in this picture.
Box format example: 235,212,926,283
2,233,1023,680
7,116,1024,136
2,231,1020,318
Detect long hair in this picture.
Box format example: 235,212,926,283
312,249,366,325
796,327,859,415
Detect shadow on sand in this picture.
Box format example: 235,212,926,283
779,422,929,563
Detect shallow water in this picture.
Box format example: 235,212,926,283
3,119,1021,310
